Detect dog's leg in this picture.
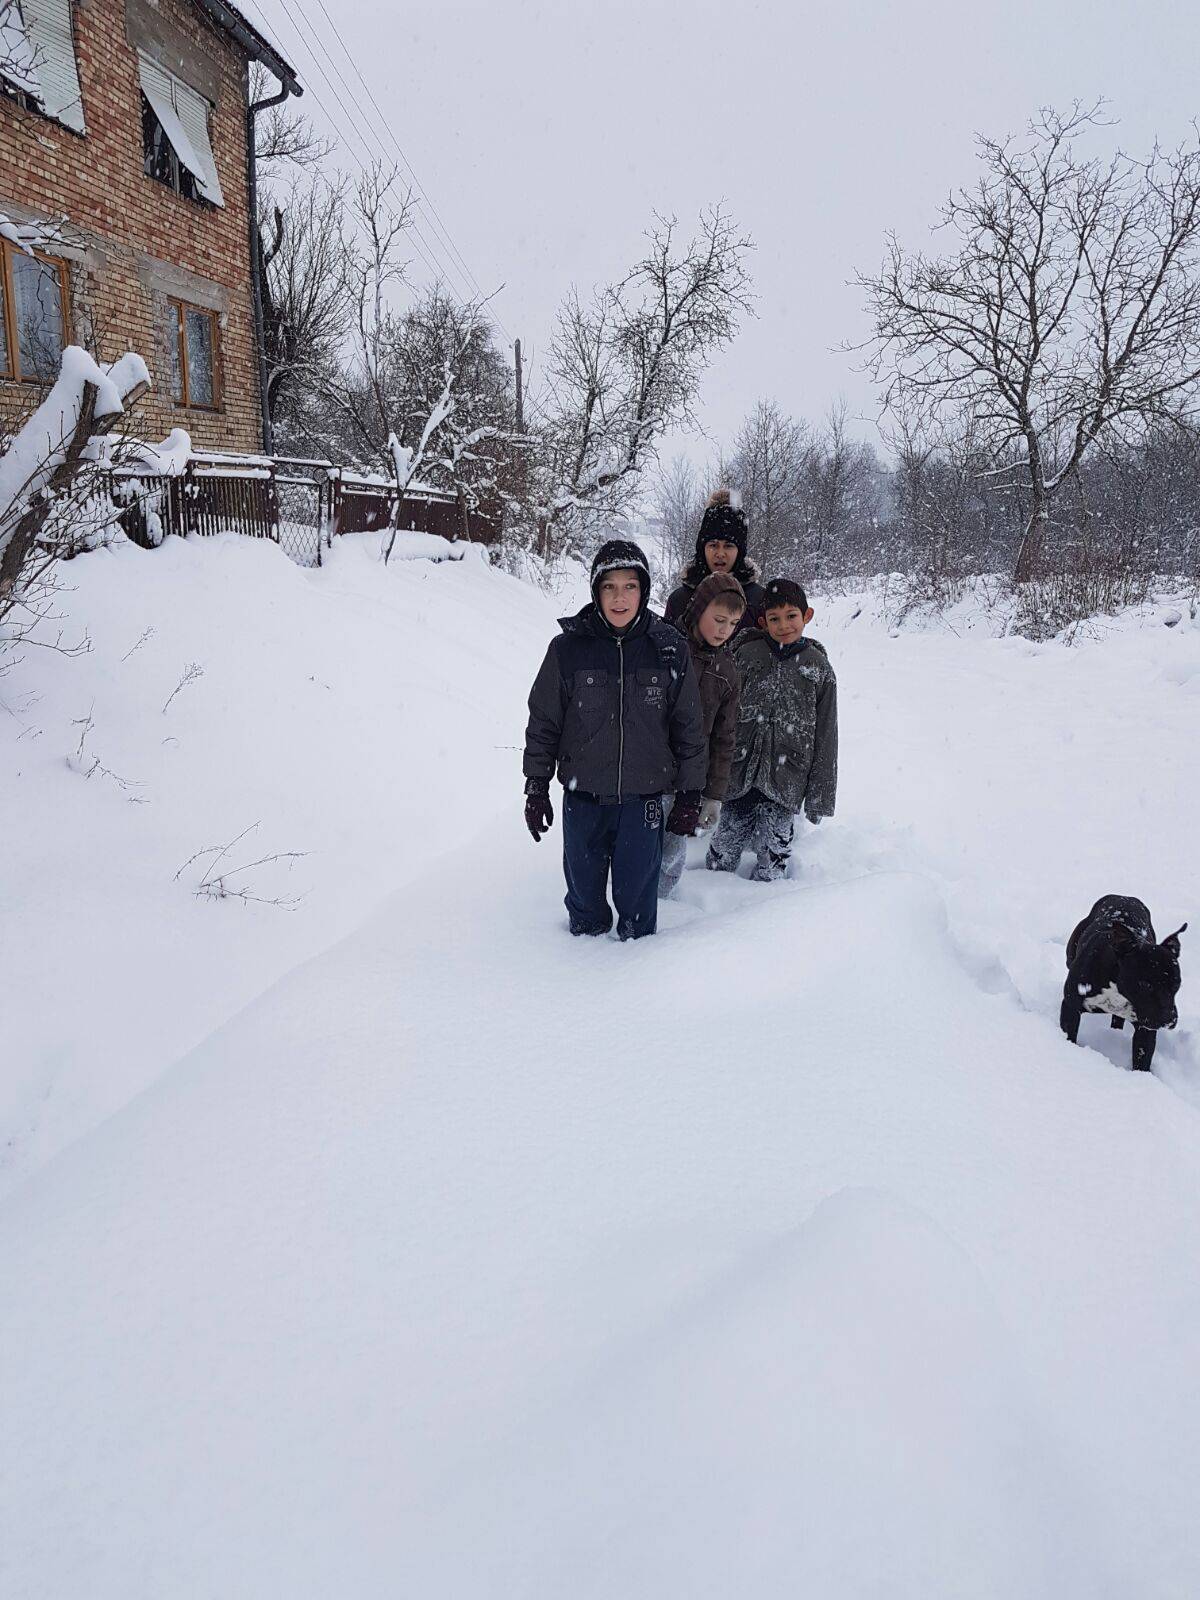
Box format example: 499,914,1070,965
1132,1027,1157,1073
1060,993,1082,1044
1110,1016,1126,1031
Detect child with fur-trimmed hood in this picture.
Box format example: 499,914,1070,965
663,488,765,634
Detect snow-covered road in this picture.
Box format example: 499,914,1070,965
3,542,1199,1596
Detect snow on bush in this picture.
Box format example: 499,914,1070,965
0,347,150,621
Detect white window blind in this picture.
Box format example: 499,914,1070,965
20,0,85,134
138,53,224,207
0,2,43,99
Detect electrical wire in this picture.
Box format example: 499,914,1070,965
265,0,470,296
260,0,554,428
307,0,489,307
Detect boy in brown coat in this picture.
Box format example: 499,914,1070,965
658,572,745,898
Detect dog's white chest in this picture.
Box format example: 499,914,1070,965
1081,981,1136,1022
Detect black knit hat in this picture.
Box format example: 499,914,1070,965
695,488,748,565
590,538,651,607
761,577,809,613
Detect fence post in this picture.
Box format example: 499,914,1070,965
267,459,280,549
315,462,322,569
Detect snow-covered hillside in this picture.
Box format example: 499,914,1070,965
0,532,550,1192
3,537,1199,1597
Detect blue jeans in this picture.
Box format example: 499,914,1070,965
562,792,664,940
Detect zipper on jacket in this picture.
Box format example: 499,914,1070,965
617,636,625,794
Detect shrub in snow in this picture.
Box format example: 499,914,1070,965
0,346,149,649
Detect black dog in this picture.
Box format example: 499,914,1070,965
1061,896,1186,1072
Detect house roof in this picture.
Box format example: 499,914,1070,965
189,0,302,97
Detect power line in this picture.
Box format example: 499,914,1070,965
264,0,474,299
278,0,524,357
260,0,555,427
308,0,489,307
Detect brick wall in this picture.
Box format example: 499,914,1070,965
0,0,264,451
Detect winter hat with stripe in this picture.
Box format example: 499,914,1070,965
590,538,651,607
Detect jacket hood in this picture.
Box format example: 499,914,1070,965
681,572,748,633
559,601,652,641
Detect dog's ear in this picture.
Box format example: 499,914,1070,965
1163,923,1188,956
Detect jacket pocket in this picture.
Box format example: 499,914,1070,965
572,669,609,710
635,667,668,713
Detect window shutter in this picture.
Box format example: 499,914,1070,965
21,0,85,133
0,1,44,99
171,74,224,207
138,53,224,207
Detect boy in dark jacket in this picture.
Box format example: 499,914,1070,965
523,539,707,940
706,577,838,883
663,489,765,635
659,571,745,898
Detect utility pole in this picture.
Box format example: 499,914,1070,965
514,338,524,433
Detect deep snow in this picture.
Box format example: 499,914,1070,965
2,536,1200,1596
1,531,544,1190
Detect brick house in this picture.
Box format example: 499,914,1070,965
0,0,299,451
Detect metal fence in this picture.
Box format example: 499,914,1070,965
106,451,497,568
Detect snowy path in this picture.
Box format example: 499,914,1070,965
3,552,1200,1595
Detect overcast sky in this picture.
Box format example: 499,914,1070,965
255,0,1199,469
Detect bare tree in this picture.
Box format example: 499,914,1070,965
250,62,346,446
726,399,810,575
258,176,351,443
857,105,1200,581
802,401,885,576
250,62,332,178
651,454,706,581
523,206,754,558
302,166,514,557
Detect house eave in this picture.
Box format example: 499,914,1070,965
188,0,302,98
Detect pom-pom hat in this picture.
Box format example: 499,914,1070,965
695,486,748,563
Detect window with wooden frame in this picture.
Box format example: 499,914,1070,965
0,237,68,384
165,298,221,409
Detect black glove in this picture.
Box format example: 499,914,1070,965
666,791,703,836
524,778,554,842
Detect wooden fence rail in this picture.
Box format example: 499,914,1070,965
102,452,497,568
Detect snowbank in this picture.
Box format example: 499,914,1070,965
2,846,1197,1595
2,536,1200,1595
0,530,549,1190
